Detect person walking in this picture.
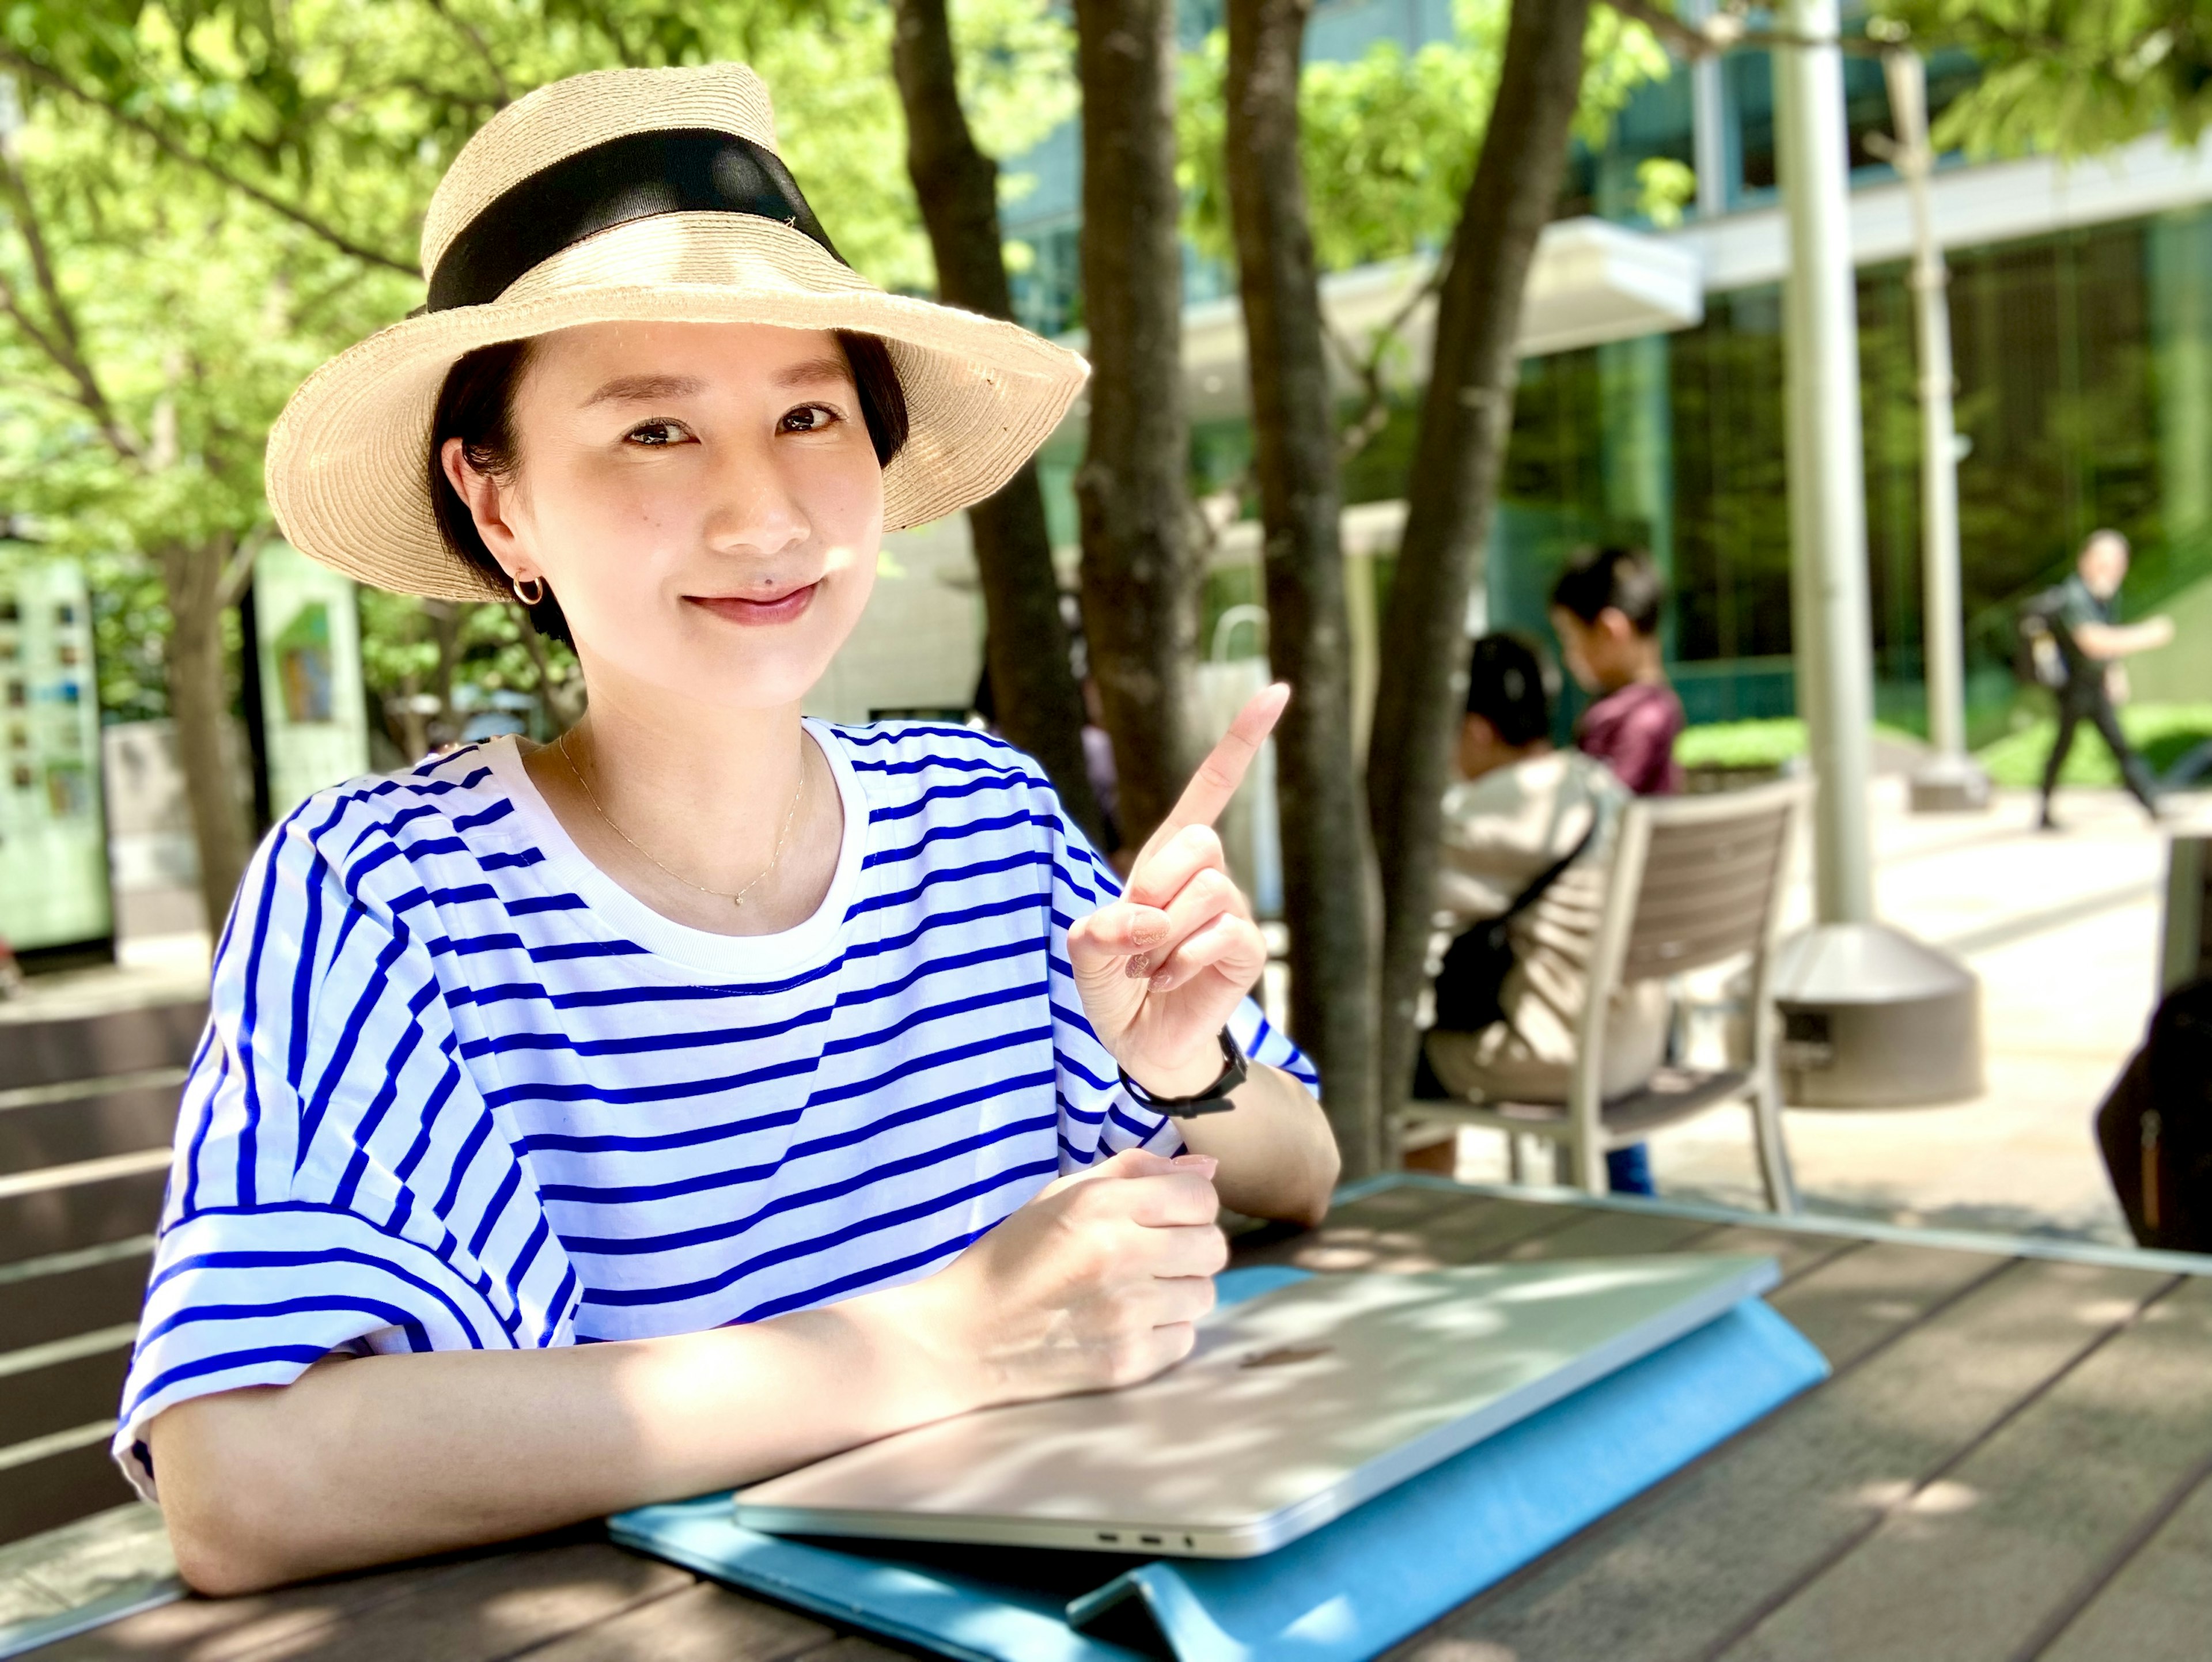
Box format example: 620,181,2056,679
2035,529,2173,831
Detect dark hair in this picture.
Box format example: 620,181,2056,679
1464,632,1554,747
1550,544,1664,635
427,330,911,646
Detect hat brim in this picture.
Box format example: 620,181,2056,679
266,214,1088,603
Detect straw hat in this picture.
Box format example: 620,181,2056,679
266,62,1088,602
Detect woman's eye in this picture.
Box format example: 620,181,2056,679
780,403,842,434
624,420,691,447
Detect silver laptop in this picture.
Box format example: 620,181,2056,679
734,1254,1778,1558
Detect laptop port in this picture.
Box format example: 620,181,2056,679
1096,1532,1119,1543
1139,1535,1163,1546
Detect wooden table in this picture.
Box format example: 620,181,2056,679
24,1179,2212,1662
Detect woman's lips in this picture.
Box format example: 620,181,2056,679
686,582,819,627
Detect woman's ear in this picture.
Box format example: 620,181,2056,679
441,437,524,580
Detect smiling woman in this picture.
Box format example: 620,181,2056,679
428,330,911,650
118,62,1338,1598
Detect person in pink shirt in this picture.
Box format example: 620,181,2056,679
1547,544,1681,1195
1550,545,1683,798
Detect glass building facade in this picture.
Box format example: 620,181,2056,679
998,1,2212,731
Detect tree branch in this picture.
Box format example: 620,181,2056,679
425,0,512,108
0,153,141,459
1324,259,1445,465
218,524,275,611
0,47,418,275
511,605,585,730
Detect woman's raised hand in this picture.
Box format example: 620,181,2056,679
1066,684,1290,1100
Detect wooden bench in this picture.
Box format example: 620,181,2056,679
14,1177,2210,1661
0,995,202,1548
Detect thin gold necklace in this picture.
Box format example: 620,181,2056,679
556,726,808,911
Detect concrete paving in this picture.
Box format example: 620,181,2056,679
1449,778,2203,1247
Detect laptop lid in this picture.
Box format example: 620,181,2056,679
734,1254,1778,1558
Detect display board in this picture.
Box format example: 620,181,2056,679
0,559,113,952
253,540,369,816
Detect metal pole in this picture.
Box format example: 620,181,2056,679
1775,0,1876,925
1685,0,1728,219
1884,47,1993,811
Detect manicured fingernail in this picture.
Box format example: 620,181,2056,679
1125,954,1152,979
1132,914,1169,946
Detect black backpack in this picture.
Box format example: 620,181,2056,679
2095,978,2212,1252
2016,587,2071,690
1430,820,1597,1036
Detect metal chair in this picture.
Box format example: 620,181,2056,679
1403,778,1808,1213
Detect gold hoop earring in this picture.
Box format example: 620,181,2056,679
513,575,545,606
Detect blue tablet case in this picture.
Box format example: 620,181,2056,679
609,1266,1828,1662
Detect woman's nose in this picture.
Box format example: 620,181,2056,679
704,434,810,558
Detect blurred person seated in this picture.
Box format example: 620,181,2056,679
1420,633,1669,1122
1546,544,1680,1193
1548,544,1683,799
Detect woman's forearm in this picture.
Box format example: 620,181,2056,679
1179,1063,1340,1226
150,1276,967,1596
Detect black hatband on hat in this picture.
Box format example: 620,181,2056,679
425,128,842,313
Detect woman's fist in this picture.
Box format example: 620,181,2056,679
921,1149,1228,1406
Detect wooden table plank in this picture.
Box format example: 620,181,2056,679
521,1578,836,1662
39,1539,685,1662
1717,1273,2212,1662
1388,1256,2171,1662
2035,1457,2212,1662
28,1186,2210,1662
1486,1206,1722,1261
1763,1239,2009,1369
1233,1192,1575,1273
1670,1223,1864,1285
32,1561,486,1661
793,1638,930,1661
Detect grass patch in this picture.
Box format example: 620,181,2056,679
1975,702,2212,788
1674,718,1924,772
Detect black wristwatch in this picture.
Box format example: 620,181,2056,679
1119,1028,1248,1118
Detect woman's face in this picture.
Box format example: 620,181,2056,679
449,320,884,713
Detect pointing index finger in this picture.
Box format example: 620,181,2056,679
1142,683,1289,859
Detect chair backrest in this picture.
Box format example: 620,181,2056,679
1564,776,1806,1130
1614,783,1803,983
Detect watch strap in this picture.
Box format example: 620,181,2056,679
1119,1028,1248,1118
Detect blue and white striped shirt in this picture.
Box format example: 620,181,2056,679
116,721,1315,1494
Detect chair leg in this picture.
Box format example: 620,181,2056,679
1506,1132,1526,1185
1751,1073,1801,1214
1553,1127,1606,1194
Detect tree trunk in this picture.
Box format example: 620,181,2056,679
159,537,253,935
891,0,1109,849
1366,0,1592,1137
1072,0,1200,846
1222,0,1382,1178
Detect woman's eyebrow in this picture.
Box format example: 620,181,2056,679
582,373,704,407
774,356,857,389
